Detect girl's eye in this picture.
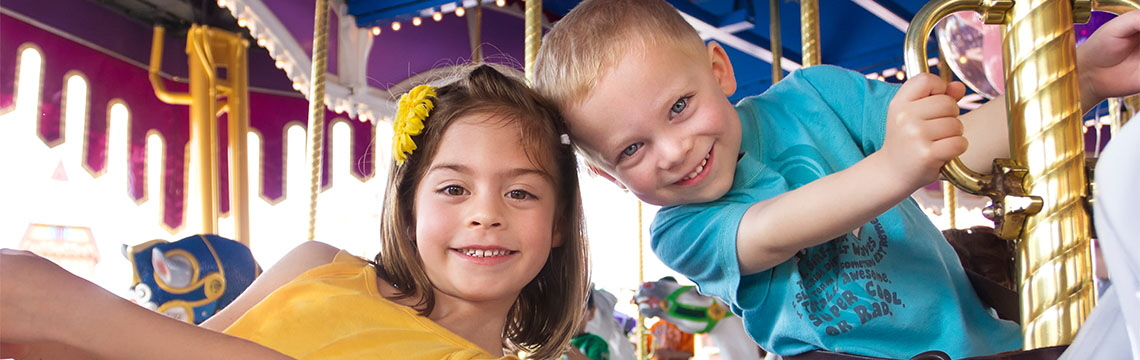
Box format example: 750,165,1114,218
506,189,535,200
620,143,643,159
441,185,468,196
670,97,688,116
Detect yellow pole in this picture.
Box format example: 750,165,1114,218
937,53,957,229
636,200,647,360
149,27,192,105
799,0,820,67
1111,95,1139,134
1002,0,1094,348
1123,95,1140,125
770,0,782,82
474,2,484,62
306,0,330,241
188,26,219,234
524,0,542,83
227,35,251,246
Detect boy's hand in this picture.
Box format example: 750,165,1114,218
1078,10,1140,111
881,73,968,190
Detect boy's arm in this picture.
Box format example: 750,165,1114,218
736,74,967,275
958,10,1140,170
0,249,291,360
200,241,340,331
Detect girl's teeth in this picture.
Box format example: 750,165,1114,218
461,249,510,257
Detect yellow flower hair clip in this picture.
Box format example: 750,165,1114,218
392,84,437,165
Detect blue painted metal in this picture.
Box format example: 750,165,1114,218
347,0,458,26
343,0,932,99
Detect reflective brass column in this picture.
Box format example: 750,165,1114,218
799,0,820,67
771,0,783,82
306,0,330,241
188,27,221,234
225,34,251,246
1001,0,1094,348
525,0,542,83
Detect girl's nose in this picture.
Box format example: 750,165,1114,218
467,193,505,229
469,219,502,228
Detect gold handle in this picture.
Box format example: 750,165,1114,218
903,0,1009,196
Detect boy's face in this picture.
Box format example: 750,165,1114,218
564,42,741,206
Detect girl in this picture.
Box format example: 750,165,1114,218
0,64,590,359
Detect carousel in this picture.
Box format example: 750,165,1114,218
1,0,1138,359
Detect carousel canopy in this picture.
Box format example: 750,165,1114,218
77,0,935,119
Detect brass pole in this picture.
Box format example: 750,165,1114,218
474,2,484,62
306,0,330,241
1113,95,1139,134
524,0,542,83
1002,0,1094,347
937,53,957,229
770,0,783,82
149,26,192,105
636,200,647,360
227,36,251,246
188,26,219,234
1108,97,1121,136
799,0,820,67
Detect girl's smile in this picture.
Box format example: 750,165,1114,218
414,113,559,307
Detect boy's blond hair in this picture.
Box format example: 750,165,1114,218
534,0,707,111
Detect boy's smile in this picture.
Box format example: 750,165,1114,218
565,41,742,206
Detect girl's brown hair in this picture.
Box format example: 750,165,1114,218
375,64,589,359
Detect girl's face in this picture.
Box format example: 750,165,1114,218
414,114,560,307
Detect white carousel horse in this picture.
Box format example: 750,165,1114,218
585,288,638,360
636,278,765,360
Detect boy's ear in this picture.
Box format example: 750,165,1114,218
706,41,737,97
587,163,626,190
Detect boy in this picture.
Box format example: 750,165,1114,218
533,0,1140,358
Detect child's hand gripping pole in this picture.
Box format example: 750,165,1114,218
904,0,1140,349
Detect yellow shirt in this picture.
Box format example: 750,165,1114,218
224,251,516,360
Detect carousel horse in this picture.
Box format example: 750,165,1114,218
123,234,261,324
636,277,764,360
585,288,637,360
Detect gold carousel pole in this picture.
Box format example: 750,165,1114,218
770,0,783,83
470,2,484,63
636,200,647,360
1109,95,1139,135
188,26,221,234
1002,0,1095,347
150,26,251,241
937,52,957,229
524,0,542,83
306,0,331,241
799,0,820,67
1122,95,1140,126
226,35,251,246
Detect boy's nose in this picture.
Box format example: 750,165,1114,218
657,134,693,170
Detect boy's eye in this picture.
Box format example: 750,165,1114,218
441,185,468,196
620,143,643,158
506,189,535,200
670,97,688,116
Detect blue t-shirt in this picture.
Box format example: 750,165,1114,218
650,66,1021,359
